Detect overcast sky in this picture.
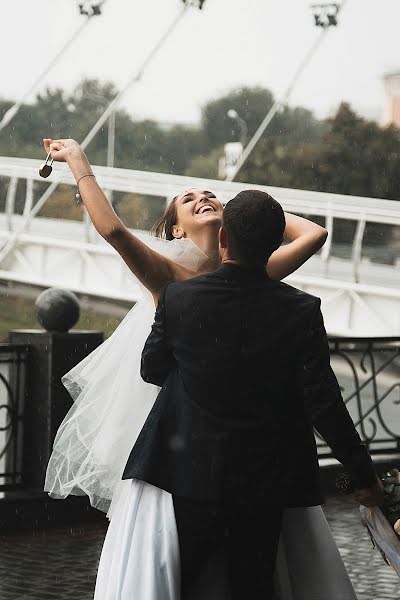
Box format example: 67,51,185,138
1,0,398,125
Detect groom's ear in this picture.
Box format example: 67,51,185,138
219,227,228,250
172,224,184,239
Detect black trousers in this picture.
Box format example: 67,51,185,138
172,495,283,600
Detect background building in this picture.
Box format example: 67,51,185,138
382,71,400,127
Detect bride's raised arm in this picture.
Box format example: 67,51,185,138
266,212,328,281
43,138,184,297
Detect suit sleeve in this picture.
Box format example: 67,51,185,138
140,285,176,387
303,300,377,489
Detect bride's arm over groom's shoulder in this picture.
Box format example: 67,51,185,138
141,286,176,387
267,213,327,280
302,299,378,493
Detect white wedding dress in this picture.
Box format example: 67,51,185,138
44,237,357,600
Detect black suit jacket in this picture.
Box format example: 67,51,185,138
123,263,376,506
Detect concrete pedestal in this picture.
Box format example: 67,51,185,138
8,330,103,491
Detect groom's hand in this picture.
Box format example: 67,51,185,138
353,478,384,507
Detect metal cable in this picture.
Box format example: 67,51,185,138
0,1,194,264
0,15,94,133
225,0,349,182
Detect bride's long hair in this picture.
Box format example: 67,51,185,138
151,196,179,240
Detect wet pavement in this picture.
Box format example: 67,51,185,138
324,497,399,600
0,496,398,600
0,522,106,600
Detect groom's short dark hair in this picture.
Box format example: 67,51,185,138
222,190,285,266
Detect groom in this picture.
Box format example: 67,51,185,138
123,190,382,599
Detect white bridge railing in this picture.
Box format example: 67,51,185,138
0,156,399,336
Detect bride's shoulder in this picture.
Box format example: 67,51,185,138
147,237,208,273
171,263,201,283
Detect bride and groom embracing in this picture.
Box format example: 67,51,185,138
42,138,382,599
117,189,382,599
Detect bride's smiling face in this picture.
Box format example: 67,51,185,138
172,189,223,240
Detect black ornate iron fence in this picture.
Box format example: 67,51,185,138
317,337,400,458
0,337,398,493
0,344,29,491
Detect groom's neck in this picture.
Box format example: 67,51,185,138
221,254,265,271
220,246,243,267
221,258,243,267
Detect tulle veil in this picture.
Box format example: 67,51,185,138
44,237,209,513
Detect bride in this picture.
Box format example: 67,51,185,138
43,138,356,599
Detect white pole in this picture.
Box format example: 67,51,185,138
107,111,116,171
105,111,116,205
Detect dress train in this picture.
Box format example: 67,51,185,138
95,480,357,600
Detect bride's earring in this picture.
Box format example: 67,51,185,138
39,152,53,178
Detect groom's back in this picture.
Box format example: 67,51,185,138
135,262,324,505
165,263,316,424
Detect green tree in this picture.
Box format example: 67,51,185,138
201,86,274,149
236,102,400,201
66,79,119,165
314,103,400,200
185,147,222,179
0,88,71,157
240,136,320,189
1,80,398,215
198,86,324,183
200,86,323,150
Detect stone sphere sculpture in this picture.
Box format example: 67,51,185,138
35,288,80,332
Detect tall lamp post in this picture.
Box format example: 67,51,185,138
227,109,248,147
220,109,248,179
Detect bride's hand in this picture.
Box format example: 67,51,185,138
43,138,83,163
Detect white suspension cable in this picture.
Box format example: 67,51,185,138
80,3,192,150
0,15,95,134
225,0,349,182
0,0,196,265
